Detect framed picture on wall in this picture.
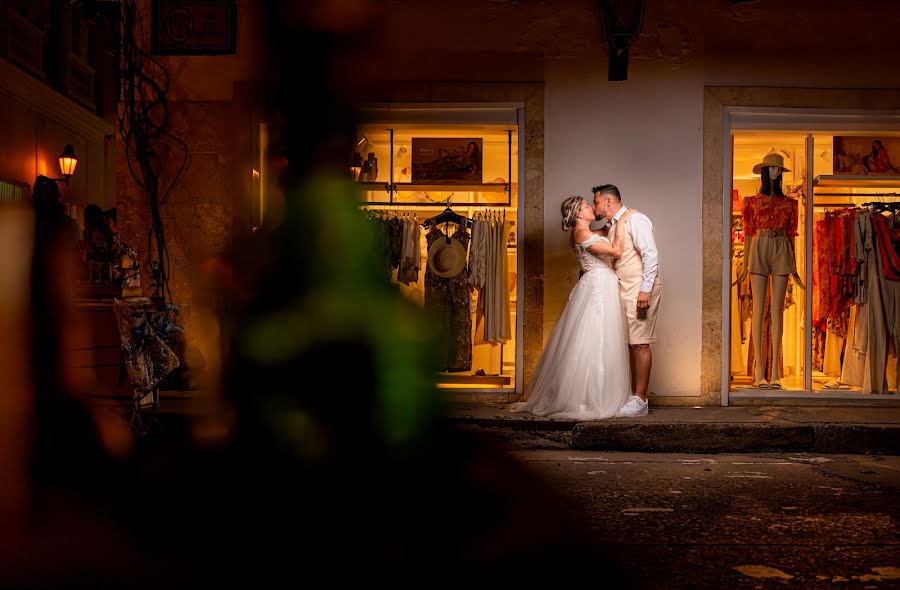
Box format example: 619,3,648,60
833,136,900,175
151,0,237,55
411,138,483,183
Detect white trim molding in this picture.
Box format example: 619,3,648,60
0,56,114,141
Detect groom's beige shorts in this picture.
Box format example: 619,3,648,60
623,280,662,345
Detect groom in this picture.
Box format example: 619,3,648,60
592,184,662,417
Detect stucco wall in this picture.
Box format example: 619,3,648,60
543,61,705,397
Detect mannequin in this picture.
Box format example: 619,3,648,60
734,152,803,389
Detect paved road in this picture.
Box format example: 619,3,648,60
511,451,900,589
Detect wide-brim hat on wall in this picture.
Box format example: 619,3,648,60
752,151,791,174
427,237,467,278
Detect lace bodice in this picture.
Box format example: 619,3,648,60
574,234,615,274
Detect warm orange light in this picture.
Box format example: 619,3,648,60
58,144,78,178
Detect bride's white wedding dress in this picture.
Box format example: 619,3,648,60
511,233,631,420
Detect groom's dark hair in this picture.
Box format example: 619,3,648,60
591,184,621,202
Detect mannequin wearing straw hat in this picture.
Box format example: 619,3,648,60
734,151,804,389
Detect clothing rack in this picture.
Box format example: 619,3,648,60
812,202,900,230
361,207,419,220
422,200,474,231
814,192,900,197
863,201,900,209
813,202,900,209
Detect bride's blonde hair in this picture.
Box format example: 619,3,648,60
560,196,584,231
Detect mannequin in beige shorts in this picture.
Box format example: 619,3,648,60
734,152,803,389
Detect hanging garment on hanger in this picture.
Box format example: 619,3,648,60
873,218,900,392
468,217,487,289
424,223,472,372
494,218,512,343
388,214,403,269
861,211,889,393
823,318,844,378
398,217,421,285
871,213,900,281
842,305,866,388
368,214,392,280
474,218,495,345
730,261,746,374
735,257,752,332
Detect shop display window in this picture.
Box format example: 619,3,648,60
729,130,900,394
356,121,521,391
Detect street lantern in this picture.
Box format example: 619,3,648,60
597,0,646,81
55,144,78,184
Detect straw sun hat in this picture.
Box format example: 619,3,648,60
752,151,791,174
427,236,467,278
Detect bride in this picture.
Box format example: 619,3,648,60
511,196,632,420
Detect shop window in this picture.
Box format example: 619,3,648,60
810,133,900,394
0,179,29,203
730,132,808,392
356,118,521,391
729,129,900,395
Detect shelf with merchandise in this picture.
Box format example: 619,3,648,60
353,125,516,207
814,175,900,188
358,181,509,193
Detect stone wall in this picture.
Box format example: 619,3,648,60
115,101,239,384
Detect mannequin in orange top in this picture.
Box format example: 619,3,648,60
734,152,803,389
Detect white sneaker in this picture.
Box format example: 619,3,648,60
618,395,649,417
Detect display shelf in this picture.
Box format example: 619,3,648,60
355,127,514,206
814,175,900,188
358,182,509,193
439,373,511,386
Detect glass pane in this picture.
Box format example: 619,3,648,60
811,132,900,393
730,131,808,391
355,122,519,391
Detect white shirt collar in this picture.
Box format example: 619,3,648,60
612,206,629,222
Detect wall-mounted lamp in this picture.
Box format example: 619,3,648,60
596,0,646,81
49,144,79,185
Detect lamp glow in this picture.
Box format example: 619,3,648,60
58,144,78,180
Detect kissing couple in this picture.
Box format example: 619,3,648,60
512,184,662,419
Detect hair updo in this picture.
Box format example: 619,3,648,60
560,196,584,231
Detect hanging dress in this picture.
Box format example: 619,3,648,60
425,224,472,372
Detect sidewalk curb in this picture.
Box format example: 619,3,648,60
447,411,900,454
572,422,900,454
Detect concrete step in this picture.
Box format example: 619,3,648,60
446,404,900,454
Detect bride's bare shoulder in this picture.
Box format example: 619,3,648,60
573,227,593,243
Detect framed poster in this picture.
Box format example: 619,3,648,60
833,136,900,175
411,138,483,183
151,0,237,56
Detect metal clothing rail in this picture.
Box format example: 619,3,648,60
814,192,900,197
361,202,517,209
